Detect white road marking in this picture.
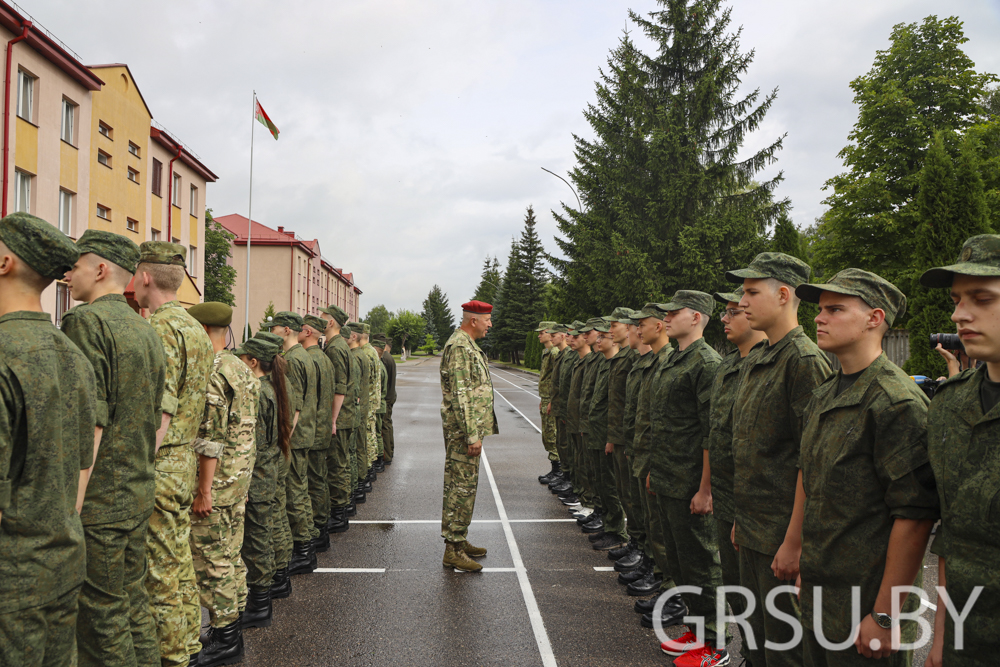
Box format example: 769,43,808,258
314,568,386,573
592,567,616,572
493,388,542,433
349,519,575,524
490,368,541,398
481,448,557,667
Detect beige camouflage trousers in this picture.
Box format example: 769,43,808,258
539,399,558,461
190,501,247,628
365,409,378,468
440,439,481,543
145,444,201,666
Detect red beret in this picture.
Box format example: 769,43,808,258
461,300,493,314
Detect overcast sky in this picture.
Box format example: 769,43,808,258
26,0,1000,319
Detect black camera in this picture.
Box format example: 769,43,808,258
929,333,964,351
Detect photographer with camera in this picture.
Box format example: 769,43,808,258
932,333,979,379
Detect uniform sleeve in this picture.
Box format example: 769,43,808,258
152,319,182,416
697,358,719,450
876,398,940,521
61,310,110,428
446,347,481,444
285,355,305,414
0,370,16,511
193,370,229,459
329,345,349,396
78,360,98,470
789,353,832,445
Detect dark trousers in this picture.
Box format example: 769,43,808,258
739,545,802,667
286,449,313,542
0,585,81,667
593,448,626,539
327,427,354,507
382,402,395,462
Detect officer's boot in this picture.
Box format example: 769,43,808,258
242,587,272,629
313,523,330,553
442,542,483,572
269,567,292,599
327,506,350,533
288,541,316,576
196,617,244,667
460,541,488,558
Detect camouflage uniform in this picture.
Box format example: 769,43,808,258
284,343,318,543
622,348,652,560
376,348,387,458
578,344,603,510
565,350,591,505
62,294,166,667
146,301,214,664
731,326,831,667
243,375,281,592
538,345,560,461
439,329,498,543
325,334,354,508
381,347,397,463
364,344,383,465
587,347,629,541
190,350,259,627
0,311,97,667
350,344,371,487
549,345,568,472
607,344,636,541
555,345,581,489
649,329,724,640
308,345,335,530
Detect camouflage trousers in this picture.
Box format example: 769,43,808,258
440,439,481,543
145,444,201,666
327,427,354,508
0,585,80,667
715,518,751,660
638,477,668,583
376,413,384,457
382,403,395,462
804,630,911,667
353,425,366,487
539,399,558,461
285,449,313,543
592,448,626,540
243,496,275,592
576,434,599,509
555,419,573,480
613,449,645,548
78,513,159,667
365,409,378,467
190,501,247,628
273,453,292,569
308,447,330,534
739,545,801,667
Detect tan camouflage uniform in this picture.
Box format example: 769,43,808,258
439,329,498,543
363,344,382,468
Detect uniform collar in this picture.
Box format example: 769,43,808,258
0,310,51,324
92,293,127,305
152,299,181,317
814,352,888,414
755,325,803,365
956,364,1000,426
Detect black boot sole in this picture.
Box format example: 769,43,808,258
640,609,686,629
329,522,349,534
270,584,291,600
242,614,272,629
626,580,663,596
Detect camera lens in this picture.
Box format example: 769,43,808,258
929,333,964,351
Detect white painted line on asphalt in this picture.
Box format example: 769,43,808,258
314,568,386,573
593,567,616,572
508,519,576,523
490,368,541,398
481,448,557,667
350,519,576,524
493,388,543,433
480,567,517,572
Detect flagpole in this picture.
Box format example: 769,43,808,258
243,91,256,341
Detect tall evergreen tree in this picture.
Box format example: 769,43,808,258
491,207,550,362
770,210,818,341
421,285,455,347
471,255,503,306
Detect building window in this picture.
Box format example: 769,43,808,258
55,283,72,329
126,218,138,233
128,167,139,183
14,170,31,213
189,246,198,276
128,142,140,157
151,229,160,241
98,150,111,168
172,173,181,207
16,70,33,121
189,185,198,215
61,99,75,144
98,121,112,139
96,204,110,220
58,190,73,234
151,159,162,197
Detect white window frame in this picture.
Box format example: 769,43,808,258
16,70,33,122
98,122,111,139
151,229,161,241
14,170,31,213
98,151,111,168
126,218,138,233
189,245,198,276
189,185,198,215
127,167,139,183
58,190,73,234
96,204,110,220
61,99,75,144
128,142,140,157
172,173,181,207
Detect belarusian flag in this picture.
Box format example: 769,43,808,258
255,99,279,140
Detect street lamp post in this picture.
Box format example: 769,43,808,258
541,167,583,213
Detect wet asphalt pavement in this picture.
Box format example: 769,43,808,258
237,355,939,666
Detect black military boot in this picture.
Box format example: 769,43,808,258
614,544,644,572
242,587,272,629
196,617,243,667
367,466,377,483
313,524,330,553
550,479,572,494
608,538,634,561
373,455,385,473
328,506,350,533
345,500,357,517
618,554,651,585
626,568,663,596
354,483,367,504
538,460,561,484
269,567,291,600
288,541,316,576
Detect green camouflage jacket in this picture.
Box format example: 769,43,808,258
249,375,281,504
363,344,382,417
578,351,603,435
585,354,613,450
606,348,635,447
565,351,589,433
382,349,397,405
556,348,579,421
62,294,166,525
631,345,672,479
284,343,318,451
623,349,654,458
194,350,260,507
538,346,557,400
439,329,498,446
350,346,370,429
308,345,335,450
324,335,352,429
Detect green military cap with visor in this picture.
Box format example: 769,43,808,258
661,290,715,317
302,314,327,332
593,319,611,333
76,229,141,274
714,286,744,306
549,323,570,333
796,268,907,327
255,331,283,346
920,235,1000,289
634,302,668,321
138,240,187,268
234,337,281,362
578,317,605,333
726,251,811,288
0,212,79,280
607,307,636,325
566,319,586,335
372,337,387,349
535,321,557,332
319,304,349,326
271,311,303,331
346,321,366,335
187,302,233,327
258,316,274,331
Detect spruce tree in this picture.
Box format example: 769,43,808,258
421,285,455,347
770,210,818,341
472,256,503,305
492,207,549,363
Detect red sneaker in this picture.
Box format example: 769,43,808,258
673,646,730,667
660,630,703,656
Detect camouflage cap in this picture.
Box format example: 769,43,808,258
661,290,715,317
567,319,586,335
550,323,570,334
726,251,811,288
234,337,280,362
607,307,636,325
578,317,606,333
593,320,611,333
0,212,79,280
76,229,140,274
302,314,327,332
634,302,667,321
920,235,1000,288
346,321,365,335
361,323,371,335
535,321,557,332
138,240,187,268
714,286,744,306
187,301,233,327
271,311,303,332
254,331,283,346
372,337,386,349
796,268,907,327
319,304,349,326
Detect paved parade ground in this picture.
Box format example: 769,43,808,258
237,356,939,666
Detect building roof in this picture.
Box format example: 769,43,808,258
150,127,219,183
87,63,153,119
0,2,103,91
215,213,360,292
